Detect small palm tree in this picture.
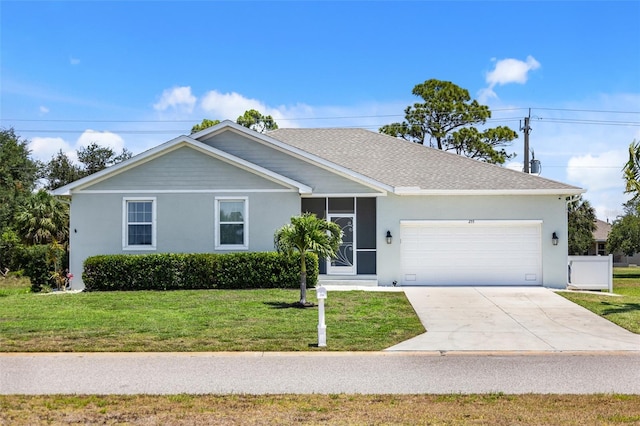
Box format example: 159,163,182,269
274,213,342,305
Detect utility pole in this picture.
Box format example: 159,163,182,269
520,108,532,173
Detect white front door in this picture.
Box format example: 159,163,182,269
327,214,355,275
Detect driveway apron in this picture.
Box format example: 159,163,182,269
386,287,640,352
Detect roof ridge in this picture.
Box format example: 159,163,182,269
278,128,580,192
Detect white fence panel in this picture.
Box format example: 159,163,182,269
568,254,613,292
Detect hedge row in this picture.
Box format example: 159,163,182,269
82,252,319,291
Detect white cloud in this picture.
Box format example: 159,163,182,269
592,193,631,222
567,150,626,192
197,90,405,130
29,137,72,161
69,56,80,65
199,90,271,121
153,86,196,113
29,130,126,164
477,87,498,103
39,106,49,114
479,55,541,103
486,55,540,87
567,150,628,220
77,130,125,152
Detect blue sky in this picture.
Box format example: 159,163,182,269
2,1,639,220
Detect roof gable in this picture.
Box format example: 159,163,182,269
193,121,392,193
52,134,311,195
82,145,296,192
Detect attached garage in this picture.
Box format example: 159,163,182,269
400,220,542,286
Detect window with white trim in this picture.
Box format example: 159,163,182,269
216,197,248,249
123,198,156,250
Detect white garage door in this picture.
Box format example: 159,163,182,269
400,220,542,286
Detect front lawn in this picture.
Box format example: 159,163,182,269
0,279,424,352
559,267,640,334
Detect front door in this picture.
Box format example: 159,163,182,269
327,214,355,275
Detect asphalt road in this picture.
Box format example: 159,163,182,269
2,352,639,394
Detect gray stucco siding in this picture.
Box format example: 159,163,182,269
199,131,379,194
376,194,569,289
67,191,300,289
82,146,291,191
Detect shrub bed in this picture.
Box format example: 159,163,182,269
82,252,318,291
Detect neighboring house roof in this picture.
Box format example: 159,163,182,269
267,128,583,195
594,219,612,242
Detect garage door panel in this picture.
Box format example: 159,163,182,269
400,221,542,286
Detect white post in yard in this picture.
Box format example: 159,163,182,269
316,285,327,347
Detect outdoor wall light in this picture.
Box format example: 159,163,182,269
386,230,393,244
552,232,559,246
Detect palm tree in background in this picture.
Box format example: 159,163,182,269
14,190,69,246
274,213,342,306
623,140,640,197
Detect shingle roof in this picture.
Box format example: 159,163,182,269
593,219,612,241
267,128,582,193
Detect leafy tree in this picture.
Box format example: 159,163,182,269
14,190,69,247
607,141,640,256
42,144,132,189
623,139,640,196
0,128,39,238
606,197,640,256
77,143,132,175
607,214,640,256
190,110,279,134
622,196,640,216
0,229,23,272
0,129,75,283
43,150,83,190
567,196,597,255
236,109,278,133
379,79,518,164
191,118,221,134
274,213,341,306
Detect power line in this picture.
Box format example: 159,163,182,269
3,107,639,136
1,107,638,125
10,130,187,134
10,117,639,135
543,165,622,169
533,107,640,114
1,114,406,123
535,118,640,126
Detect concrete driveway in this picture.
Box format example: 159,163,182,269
384,287,640,352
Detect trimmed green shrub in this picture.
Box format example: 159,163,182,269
82,252,318,292
21,245,50,292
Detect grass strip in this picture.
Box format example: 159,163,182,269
559,267,640,334
1,394,639,425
